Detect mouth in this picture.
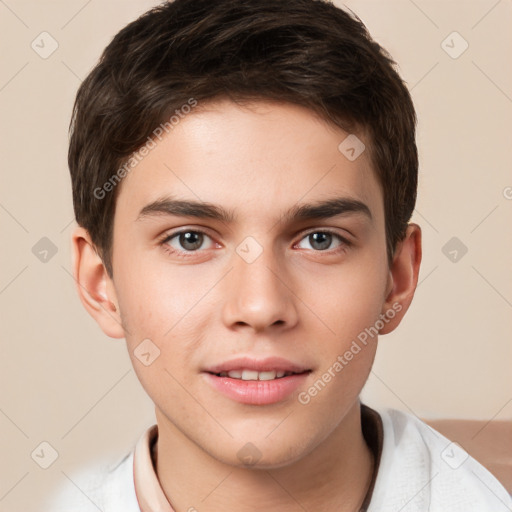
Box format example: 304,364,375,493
202,357,312,405
207,369,309,381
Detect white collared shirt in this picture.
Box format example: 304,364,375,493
46,407,512,511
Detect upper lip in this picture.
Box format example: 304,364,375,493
204,356,311,374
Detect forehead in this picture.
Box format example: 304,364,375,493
114,99,383,226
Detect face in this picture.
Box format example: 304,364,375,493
100,99,397,467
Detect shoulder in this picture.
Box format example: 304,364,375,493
368,407,512,512
46,450,140,512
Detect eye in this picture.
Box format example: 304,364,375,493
159,228,351,260
160,229,216,257
295,230,350,252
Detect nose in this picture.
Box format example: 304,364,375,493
221,241,299,333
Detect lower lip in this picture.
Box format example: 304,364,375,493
203,372,310,405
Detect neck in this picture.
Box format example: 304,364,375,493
155,402,374,512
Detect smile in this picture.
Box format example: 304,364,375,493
213,369,301,380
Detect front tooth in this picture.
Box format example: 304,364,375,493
241,370,259,380
276,371,285,378
227,370,242,378
258,371,277,381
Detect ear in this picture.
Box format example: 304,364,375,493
71,226,125,339
379,223,422,335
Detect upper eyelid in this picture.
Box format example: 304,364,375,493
298,227,352,239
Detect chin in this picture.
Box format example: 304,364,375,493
208,434,313,470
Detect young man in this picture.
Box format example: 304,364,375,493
50,0,512,510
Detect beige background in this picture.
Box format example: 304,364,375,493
1,0,511,510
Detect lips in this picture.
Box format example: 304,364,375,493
202,356,312,405
204,356,311,375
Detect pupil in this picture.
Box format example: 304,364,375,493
180,231,202,250
310,232,331,251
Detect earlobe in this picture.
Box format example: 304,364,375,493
71,226,125,339
379,223,422,335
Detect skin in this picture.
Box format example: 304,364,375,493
72,98,421,512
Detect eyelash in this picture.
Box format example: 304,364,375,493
158,228,352,260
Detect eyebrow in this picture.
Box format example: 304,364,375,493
136,195,372,224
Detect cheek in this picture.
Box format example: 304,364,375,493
297,264,384,413
120,276,208,411
116,258,214,382
115,250,199,336
303,253,388,349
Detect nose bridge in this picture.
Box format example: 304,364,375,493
222,235,297,330
236,240,279,294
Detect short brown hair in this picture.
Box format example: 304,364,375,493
69,0,418,278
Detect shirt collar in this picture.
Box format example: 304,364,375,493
133,424,175,512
